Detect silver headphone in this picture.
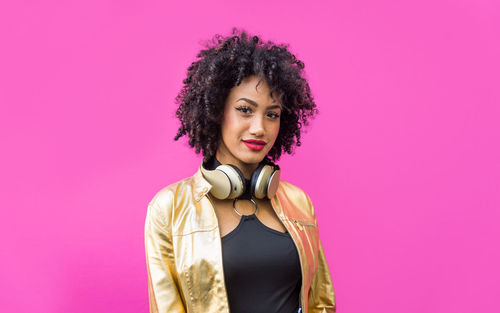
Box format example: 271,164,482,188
200,156,281,200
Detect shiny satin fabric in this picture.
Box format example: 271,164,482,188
144,163,336,313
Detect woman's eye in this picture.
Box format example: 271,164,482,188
267,112,280,119
236,106,252,114
236,106,279,119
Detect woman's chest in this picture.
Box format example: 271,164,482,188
211,197,288,237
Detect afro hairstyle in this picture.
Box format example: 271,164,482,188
173,27,319,162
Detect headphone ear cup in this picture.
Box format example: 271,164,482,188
200,163,233,199
250,164,264,198
252,164,276,199
217,164,245,199
265,168,280,199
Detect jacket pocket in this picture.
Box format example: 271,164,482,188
291,218,316,231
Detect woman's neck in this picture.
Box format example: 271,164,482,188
215,150,259,180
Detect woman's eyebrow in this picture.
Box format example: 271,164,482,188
236,97,282,110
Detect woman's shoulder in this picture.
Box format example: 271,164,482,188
145,174,198,231
278,179,313,200
279,179,306,193
148,175,195,209
278,179,316,217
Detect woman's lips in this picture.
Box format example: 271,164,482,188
243,140,266,151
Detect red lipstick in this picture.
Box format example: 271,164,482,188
242,139,266,151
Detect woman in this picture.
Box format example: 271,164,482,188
145,28,336,313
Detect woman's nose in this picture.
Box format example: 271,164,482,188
249,116,264,137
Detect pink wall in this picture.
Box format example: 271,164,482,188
1,1,499,312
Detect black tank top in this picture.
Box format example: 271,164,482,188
221,212,302,313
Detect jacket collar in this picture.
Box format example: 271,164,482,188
192,163,213,202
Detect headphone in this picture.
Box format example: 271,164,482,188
200,156,281,200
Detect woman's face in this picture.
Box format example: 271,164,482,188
216,75,282,175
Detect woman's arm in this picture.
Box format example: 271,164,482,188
144,192,186,313
308,236,336,313
306,194,337,313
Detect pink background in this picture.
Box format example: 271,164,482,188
1,1,499,312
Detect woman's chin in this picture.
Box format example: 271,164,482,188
237,152,268,165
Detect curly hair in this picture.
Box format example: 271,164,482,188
173,27,319,162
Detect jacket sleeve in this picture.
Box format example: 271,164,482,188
306,194,337,313
144,192,186,313
308,236,336,313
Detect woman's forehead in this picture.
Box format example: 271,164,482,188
227,76,281,105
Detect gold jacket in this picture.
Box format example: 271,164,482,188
144,164,336,313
